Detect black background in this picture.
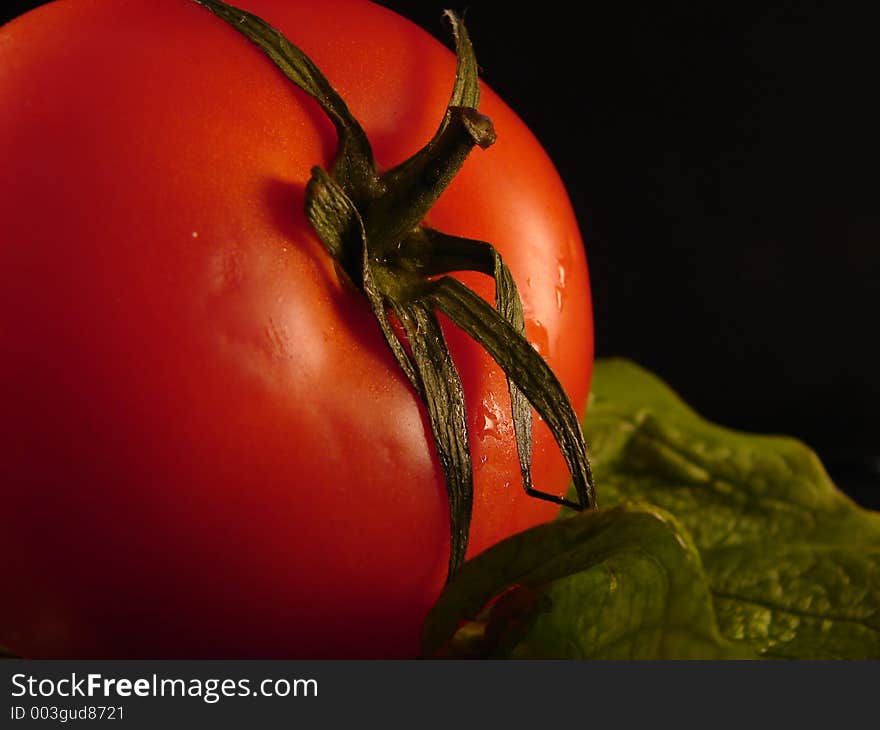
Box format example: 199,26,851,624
3,0,878,508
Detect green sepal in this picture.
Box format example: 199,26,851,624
429,276,595,510
395,301,473,580
305,166,420,390
397,228,581,511
443,10,480,109
192,0,379,201
378,9,481,190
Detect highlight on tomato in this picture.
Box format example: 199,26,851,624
0,0,594,658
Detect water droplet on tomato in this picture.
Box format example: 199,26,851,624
477,403,501,441
476,394,507,441
554,260,567,311
529,320,549,355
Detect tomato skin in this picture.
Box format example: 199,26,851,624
0,0,592,658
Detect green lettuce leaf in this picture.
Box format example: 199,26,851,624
422,359,880,659
423,502,753,659
578,359,880,658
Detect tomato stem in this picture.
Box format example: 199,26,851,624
367,106,496,257
193,0,597,582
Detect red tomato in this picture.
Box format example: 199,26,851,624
0,0,592,658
